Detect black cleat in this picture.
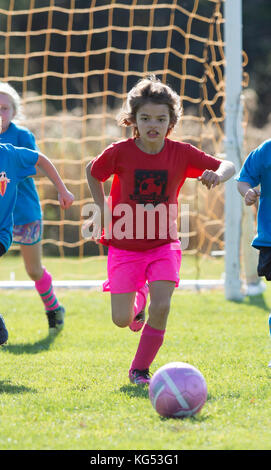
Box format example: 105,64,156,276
0,314,8,345
46,306,65,336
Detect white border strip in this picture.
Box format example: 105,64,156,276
0,279,224,290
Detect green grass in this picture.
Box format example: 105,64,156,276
0,268,271,449
1,252,224,281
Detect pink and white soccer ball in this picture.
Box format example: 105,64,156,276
149,362,207,418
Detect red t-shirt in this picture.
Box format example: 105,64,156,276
90,137,221,251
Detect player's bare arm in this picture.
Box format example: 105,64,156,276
199,160,235,190
85,160,110,239
237,180,261,206
86,161,106,211
36,153,74,209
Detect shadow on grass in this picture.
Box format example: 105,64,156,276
119,386,209,422
207,391,242,402
243,293,269,311
159,413,208,423
0,380,36,394
119,384,149,399
229,293,269,311
1,334,58,355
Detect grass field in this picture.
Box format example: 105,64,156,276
1,252,224,281
1,255,271,450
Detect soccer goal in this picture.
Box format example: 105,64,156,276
0,0,247,299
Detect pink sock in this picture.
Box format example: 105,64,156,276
130,323,165,372
35,268,60,312
133,284,149,316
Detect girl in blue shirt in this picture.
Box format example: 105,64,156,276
0,82,73,336
236,139,271,366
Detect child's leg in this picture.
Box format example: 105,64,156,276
111,292,136,328
106,245,147,330
34,267,60,312
104,282,148,331
21,242,44,281
21,242,61,311
147,280,175,330
21,242,64,335
129,280,175,376
0,246,8,345
129,284,149,332
257,247,271,366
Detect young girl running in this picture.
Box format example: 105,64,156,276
86,76,235,385
0,82,67,336
0,115,74,344
236,138,271,366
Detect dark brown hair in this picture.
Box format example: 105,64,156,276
117,75,182,137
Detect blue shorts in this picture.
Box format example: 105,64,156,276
257,246,271,281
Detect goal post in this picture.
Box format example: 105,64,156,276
224,0,243,301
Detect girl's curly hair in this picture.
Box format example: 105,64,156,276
117,75,182,137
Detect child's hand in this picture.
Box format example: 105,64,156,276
58,189,75,209
198,170,220,189
244,188,260,206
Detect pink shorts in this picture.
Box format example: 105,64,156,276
104,241,182,294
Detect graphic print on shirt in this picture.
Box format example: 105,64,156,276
129,169,169,206
0,171,10,196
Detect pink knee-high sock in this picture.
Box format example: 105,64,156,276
133,284,149,316
130,323,165,372
35,268,60,312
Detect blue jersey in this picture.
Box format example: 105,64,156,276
0,122,42,225
236,139,271,247
0,143,39,251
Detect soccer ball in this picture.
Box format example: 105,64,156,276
149,362,207,418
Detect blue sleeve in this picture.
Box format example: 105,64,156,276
12,146,39,180
18,128,39,151
235,147,263,187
